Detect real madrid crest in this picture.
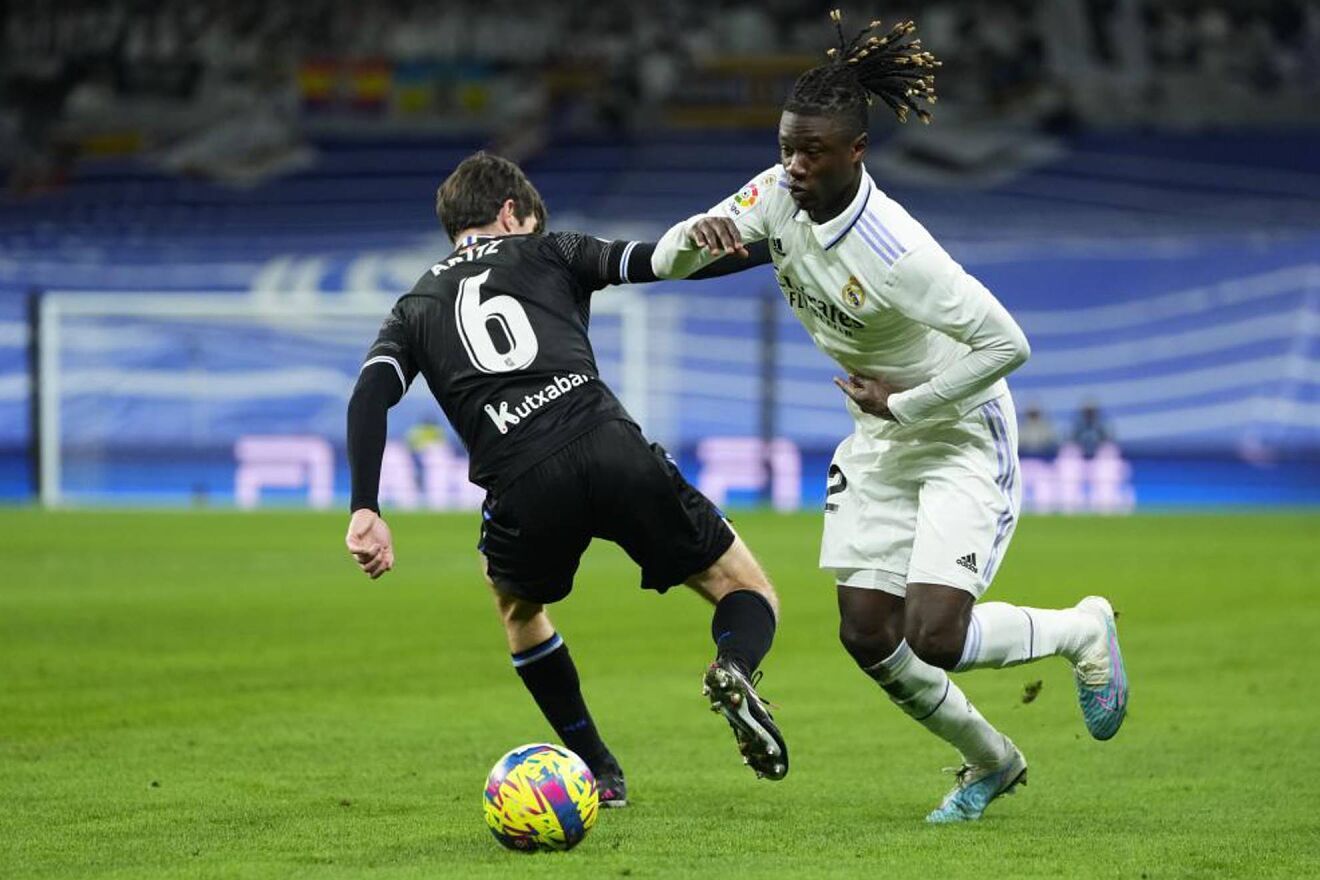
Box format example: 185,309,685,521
842,276,865,310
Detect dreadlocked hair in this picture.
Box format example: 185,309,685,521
784,8,941,129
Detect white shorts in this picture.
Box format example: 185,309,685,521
820,394,1021,598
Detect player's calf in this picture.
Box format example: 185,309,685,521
686,535,780,677
686,533,779,619
490,584,625,804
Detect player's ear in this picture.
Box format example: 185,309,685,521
850,131,868,163
497,199,519,233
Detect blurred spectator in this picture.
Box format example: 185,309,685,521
1071,401,1113,458
718,3,776,55
1019,403,1059,457
4,0,1318,181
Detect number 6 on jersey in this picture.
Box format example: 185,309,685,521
456,269,540,373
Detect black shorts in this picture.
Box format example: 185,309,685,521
479,419,734,604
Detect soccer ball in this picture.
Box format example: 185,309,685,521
482,743,599,852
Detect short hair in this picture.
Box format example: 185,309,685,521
784,9,941,133
435,151,547,241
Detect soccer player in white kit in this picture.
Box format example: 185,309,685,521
651,13,1129,823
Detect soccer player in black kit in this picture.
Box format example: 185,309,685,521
344,152,784,806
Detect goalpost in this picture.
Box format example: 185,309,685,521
35,291,653,507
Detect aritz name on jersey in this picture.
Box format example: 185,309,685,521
430,238,504,275
484,372,595,435
778,271,865,336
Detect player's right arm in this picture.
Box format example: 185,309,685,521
545,232,770,294
345,302,421,579
651,166,779,279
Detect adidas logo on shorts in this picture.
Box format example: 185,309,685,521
956,553,978,574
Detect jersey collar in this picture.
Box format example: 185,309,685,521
447,233,504,259
796,171,874,251
458,233,499,248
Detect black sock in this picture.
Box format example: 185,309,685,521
711,590,777,675
513,634,611,771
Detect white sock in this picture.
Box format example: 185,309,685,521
956,601,1102,672
866,641,1007,766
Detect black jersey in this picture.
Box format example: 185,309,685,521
362,232,646,489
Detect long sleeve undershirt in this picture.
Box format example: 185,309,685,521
346,362,404,513
882,244,1031,424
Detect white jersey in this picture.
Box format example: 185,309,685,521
652,165,1030,433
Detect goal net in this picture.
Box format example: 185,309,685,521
35,291,653,508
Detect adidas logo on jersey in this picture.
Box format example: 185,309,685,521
956,553,978,573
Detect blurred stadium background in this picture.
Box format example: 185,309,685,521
5,4,1320,878
2,0,1318,511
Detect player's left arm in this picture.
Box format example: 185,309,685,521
547,232,771,294
848,242,1030,424
345,302,421,578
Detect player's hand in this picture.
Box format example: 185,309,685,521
688,216,749,258
833,373,900,421
346,509,395,579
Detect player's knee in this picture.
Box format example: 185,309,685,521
494,592,541,627
838,617,902,669
905,622,964,671
690,538,777,616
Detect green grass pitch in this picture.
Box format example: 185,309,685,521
2,510,1318,879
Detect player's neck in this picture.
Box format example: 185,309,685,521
453,224,507,248
808,170,863,225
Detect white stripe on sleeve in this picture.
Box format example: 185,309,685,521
619,240,639,282
362,355,406,392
